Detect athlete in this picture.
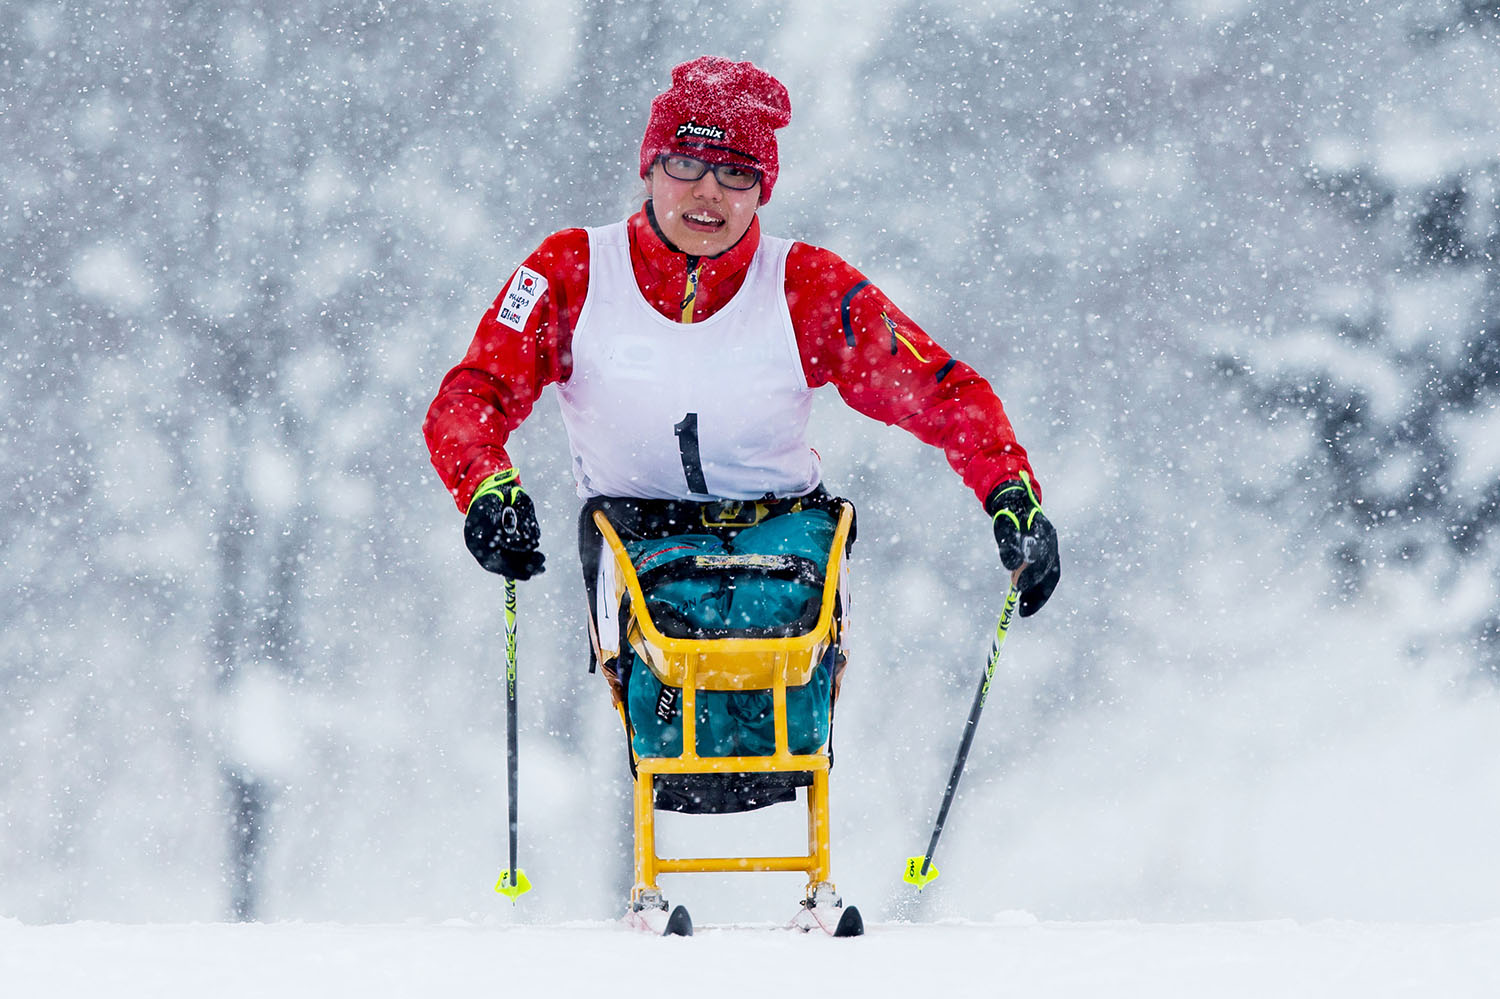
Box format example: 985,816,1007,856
424,56,1061,673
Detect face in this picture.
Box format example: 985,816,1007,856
646,158,762,257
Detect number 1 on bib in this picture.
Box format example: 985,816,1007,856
674,413,709,494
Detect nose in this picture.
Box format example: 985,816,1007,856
690,171,725,198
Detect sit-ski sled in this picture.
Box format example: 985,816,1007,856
591,501,865,938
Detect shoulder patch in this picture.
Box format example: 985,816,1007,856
496,267,547,332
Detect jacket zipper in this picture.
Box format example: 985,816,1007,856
680,256,703,323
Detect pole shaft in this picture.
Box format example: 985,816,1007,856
505,577,519,880
918,580,1019,876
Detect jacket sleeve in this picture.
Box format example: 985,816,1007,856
423,229,589,512
784,242,1040,505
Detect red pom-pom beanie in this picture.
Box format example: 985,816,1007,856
639,56,792,204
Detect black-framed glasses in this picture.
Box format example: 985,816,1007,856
657,154,762,191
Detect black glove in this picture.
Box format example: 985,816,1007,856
985,472,1060,617
464,470,545,579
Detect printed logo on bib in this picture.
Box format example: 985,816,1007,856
496,267,547,331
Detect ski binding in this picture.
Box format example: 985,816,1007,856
788,883,864,937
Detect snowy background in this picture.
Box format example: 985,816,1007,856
5,0,1500,962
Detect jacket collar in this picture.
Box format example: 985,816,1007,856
631,201,762,283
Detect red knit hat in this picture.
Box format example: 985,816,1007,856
639,56,792,204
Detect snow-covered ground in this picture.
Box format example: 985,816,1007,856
5,916,1499,997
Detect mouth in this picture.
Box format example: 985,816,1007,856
681,210,725,233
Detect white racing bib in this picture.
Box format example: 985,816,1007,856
555,221,821,500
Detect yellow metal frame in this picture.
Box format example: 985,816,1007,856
593,503,854,902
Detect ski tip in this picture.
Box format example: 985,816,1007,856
833,904,865,938
902,856,940,890
663,904,694,937
495,868,532,901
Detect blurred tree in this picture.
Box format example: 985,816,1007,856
848,0,1327,724
1221,5,1500,671
1,0,535,919
169,0,540,918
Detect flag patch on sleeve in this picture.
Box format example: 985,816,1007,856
496,267,547,331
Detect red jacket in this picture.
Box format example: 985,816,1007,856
425,204,1037,512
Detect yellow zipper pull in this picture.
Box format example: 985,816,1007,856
680,261,702,323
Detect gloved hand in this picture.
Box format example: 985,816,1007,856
985,471,1060,617
464,469,545,579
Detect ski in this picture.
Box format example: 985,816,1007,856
623,885,861,937
788,901,864,937
663,905,693,937
623,893,693,937
787,883,864,937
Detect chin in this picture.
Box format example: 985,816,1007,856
673,232,727,256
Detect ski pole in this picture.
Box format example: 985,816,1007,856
495,575,532,901
903,574,1021,890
